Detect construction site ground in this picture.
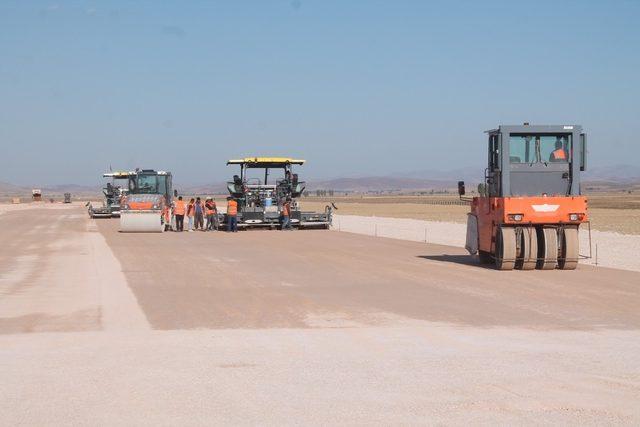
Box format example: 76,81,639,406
1,203,639,425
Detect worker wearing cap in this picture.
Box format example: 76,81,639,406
173,196,186,232
226,196,238,232
205,198,218,231
281,198,292,230
550,138,568,162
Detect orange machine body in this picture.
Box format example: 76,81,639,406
127,201,155,210
120,194,166,212
471,196,588,253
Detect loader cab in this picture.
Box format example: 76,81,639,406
485,124,587,197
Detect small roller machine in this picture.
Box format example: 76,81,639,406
459,124,589,270
118,169,172,233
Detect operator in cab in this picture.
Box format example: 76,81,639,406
549,138,568,162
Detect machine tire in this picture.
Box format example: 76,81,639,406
537,227,558,270
559,226,579,270
516,226,538,270
495,226,516,270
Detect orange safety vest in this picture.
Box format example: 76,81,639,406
227,200,238,216
205,202,216,215
174,200,186,215
552,148,567,160
282,203,290,216
187,203,195,217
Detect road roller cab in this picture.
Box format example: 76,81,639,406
460,124,588,270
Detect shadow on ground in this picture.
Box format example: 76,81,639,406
417,254,493,269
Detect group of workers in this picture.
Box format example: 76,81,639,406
164,196,292,232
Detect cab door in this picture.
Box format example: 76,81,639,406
486,133,501,197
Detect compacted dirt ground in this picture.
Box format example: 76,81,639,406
1,204,639,425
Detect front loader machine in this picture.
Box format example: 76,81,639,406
119,169,173,232
224,157,332,230
460,124,589,270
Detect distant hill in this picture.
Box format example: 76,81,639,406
2,164,639,196
0,181,27,194
42,184,102,194
398,167,484,184
306,176,462,192
0,182,101,197
305,167,483,192
584,165,640,183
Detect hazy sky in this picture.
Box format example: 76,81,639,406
1,1,639,185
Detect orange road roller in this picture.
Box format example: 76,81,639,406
459,124,589,270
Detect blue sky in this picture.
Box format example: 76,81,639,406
1,1,639,185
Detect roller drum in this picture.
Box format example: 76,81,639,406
120,211,164,233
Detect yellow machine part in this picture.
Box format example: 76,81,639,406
227,157,305,165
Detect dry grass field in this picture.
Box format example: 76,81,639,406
301,193,640,235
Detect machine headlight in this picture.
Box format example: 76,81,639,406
569,213,584,221
508,214,524,221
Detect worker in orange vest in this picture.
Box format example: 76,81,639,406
281,198,292,230
205,198,218,231
173,196,186,232
550,139,567,162
226,196,238,232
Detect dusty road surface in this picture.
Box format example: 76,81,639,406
1,204,640,425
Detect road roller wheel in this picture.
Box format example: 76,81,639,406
536,227,558,270
495,226,516,270
559,226,579,270
516,227,538,270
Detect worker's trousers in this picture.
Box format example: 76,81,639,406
228,215,238,232
281,215,292,230
206,214,218,230
175,214,184,232
195,213,204,230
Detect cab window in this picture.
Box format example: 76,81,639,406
509,134,571,164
